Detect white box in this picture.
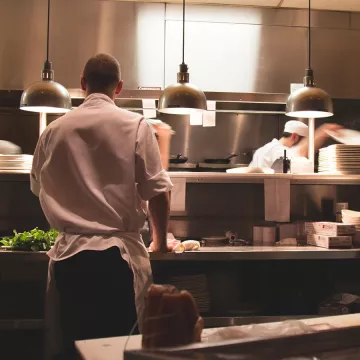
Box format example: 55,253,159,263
305,222,356,236
307,234,353,249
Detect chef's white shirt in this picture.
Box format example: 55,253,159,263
249,139,300,168
30,93,173,322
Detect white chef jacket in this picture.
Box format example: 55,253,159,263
30,93,173,327
249,139,300,168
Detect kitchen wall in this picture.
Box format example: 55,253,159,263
1,0,360,159
1,0,360,96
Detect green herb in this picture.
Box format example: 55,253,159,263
0,228,59,251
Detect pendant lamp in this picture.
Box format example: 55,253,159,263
286,0,333,118
158,0,207,115
20,0,71,114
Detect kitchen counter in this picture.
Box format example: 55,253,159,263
75,313,360,360
169,172,360,185
150,246,360,261
1,170,360,185
2,246,360,262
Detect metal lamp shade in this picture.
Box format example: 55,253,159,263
20,80,72,114
286,86,333,119
158,82,207,115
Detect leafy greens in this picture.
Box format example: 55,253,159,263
0,228,58,251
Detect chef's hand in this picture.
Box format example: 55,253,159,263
316,123,343,139
149,238,180,253
313,123,343,151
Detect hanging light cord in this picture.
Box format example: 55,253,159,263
46,0,51,62
182,0,185,65
308,0,311,70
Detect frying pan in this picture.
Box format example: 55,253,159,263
204,153,238,165
169,154,188,164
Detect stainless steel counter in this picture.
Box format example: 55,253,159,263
1,170,360,185
169,172,360,185
2,246,360,261
150,246,360,261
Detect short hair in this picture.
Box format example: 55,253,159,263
282,132,304,141
83,53,121,93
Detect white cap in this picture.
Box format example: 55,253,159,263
284,120,309,137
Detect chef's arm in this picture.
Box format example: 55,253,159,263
295,123,342,157
30,137,46,198
148,192,171,253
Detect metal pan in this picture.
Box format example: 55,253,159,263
203,153,238,164
169,154,188,164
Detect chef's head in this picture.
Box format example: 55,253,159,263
81,53,123,99
281,120,309,147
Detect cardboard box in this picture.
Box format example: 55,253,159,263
305,222,356,236
307,234,353,249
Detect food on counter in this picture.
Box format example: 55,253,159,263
142,284,204,349
0,228,58,251
172,240,200,252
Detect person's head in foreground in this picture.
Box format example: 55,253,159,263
81,53,123,99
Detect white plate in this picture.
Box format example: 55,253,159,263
326,129,360,145
226,167,275,174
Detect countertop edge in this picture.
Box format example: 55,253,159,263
1,246,360,261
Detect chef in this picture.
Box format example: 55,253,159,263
250,120,340,168
30,53,173,359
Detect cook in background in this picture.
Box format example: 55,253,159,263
250,120,341,168
30,53,173,360
0,140,21,154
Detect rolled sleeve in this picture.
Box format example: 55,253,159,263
135,120,173,201
30,137,46,197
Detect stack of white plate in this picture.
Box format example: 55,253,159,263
0,155,33,170
318,145,360,174
342,209,360,231
171,274,210,313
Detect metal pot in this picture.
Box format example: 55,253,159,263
169,154,188,164
204,153,238,165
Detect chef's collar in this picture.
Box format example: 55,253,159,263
83,93,115,105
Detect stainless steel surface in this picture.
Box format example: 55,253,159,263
168,172,360,185
67,89,289,103
21,79,72,114
169,163,197,169
286,81,334,118
163,113,280,163
158,79,207,114
2,246,360,262
150,246,360,261
198,163,246,169
165,4,350,29
0,0,165,90
164,4,360,98
2,169,360,186
0,2,359,98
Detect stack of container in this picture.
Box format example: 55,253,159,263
305,222,356,249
